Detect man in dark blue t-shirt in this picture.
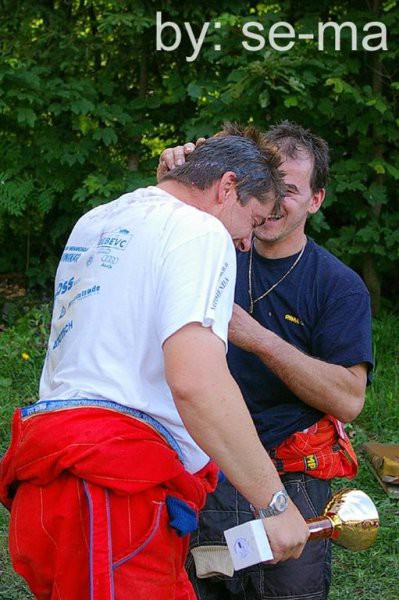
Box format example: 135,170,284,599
158,122,373,600
229,236,372,452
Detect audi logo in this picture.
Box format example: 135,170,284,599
101,255,119,265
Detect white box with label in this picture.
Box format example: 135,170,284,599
224,519,274,571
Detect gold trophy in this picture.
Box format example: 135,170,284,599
223,489,379,572
307,489,379,551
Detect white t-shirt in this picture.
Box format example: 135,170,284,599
39,186,236,473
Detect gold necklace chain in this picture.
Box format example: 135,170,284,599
248,240,306,314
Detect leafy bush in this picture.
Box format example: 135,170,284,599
0,1,398,312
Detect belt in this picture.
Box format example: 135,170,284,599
21,398,184,463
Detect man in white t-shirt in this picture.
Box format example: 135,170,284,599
0,131,309,600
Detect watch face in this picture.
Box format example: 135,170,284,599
250,490,288,518
274,491,288,512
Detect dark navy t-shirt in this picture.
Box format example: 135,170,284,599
227,238,373,450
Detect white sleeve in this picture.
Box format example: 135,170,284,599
156,230,236,351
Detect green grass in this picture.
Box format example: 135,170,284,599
328,312,399,600
0,304,50,599
329,436,399,600
0,305,398,599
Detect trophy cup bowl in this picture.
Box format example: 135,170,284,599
306,489,379,551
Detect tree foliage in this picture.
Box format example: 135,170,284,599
0,0,398,311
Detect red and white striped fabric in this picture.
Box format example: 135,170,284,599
269,415,358,480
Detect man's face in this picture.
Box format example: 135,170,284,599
218,193,272,252
254,154,323,246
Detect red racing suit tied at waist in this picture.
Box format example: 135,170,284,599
269,415,358,480
0,406,219,600
0,405,218,511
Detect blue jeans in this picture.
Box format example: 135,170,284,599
187,472,332,600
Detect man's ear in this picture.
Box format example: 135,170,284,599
216,171,238,205
308,188,325,215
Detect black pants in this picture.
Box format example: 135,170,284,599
187,472,332,600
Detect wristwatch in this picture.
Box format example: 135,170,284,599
250,489,289,518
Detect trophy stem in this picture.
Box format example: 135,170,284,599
307,516,335,541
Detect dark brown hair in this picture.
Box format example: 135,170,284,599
264,120,330,192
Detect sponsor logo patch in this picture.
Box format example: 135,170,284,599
52,320,73,350
284,314,302,325
304,454,318,471
97,228,133,252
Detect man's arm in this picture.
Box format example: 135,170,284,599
163,322,309,563
229,303,367,423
